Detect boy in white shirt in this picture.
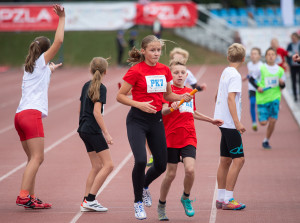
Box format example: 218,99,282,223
214,43,246,210
244,47,263,131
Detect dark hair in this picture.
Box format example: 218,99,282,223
25,36,51,73
291,32,299,39
251,47,261,56
127,35,164,66
88,57,108,103
265,47,277,56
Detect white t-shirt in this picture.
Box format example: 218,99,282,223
16,53,52,117
184,69,197,86
214,67,242,129
247,61,263,91
252,63,286,83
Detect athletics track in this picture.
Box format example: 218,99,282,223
0,65,299,223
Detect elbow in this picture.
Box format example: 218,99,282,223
116,94,121,103
54,38,64,47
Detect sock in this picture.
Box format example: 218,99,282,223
263,138,269,143
19,190,29,198
159,200,166,205
83,196,88,202
217,189,226,202
182,192,190,200
224,190,233,203
86,193,96,202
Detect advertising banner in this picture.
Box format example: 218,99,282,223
135,2,197,28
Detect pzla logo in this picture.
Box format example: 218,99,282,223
0,8,52,23
143,5,191,20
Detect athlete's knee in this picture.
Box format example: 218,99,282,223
31,155,44,165
260,121,268,126
185,166,195,178
154,162,167,173
233,157,245,167
134,158,147,169
104,162,114,173
220,157,232,167
166,170,176,181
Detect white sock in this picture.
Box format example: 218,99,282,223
263,138,269,143
217,189,226,202
224,190,233,203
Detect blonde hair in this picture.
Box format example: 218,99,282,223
127,35,165,66
25,36,51,73
227,43,246,63
88,57,108,103
169,57,186,69
169,47,189,60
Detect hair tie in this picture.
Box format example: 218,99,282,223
35,41,39,44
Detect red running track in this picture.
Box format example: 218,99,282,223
0,65,299,223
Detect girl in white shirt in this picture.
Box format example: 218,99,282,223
14,4,65,209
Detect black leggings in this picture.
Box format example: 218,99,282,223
126,107,167,202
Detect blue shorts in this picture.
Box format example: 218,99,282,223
257,99,280,122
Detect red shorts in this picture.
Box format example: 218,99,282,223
14,109,44,141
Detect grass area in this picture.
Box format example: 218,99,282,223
0,28,227,67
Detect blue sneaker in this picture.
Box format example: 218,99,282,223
262,141,271,149
180,196,195,217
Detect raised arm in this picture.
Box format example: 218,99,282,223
44,4,65,64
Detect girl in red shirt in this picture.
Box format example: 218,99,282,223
157,59,223,220
116,35,192,220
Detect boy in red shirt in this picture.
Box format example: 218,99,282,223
157,58,223,220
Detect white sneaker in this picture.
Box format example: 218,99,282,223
82,199,108,212
143,188,152,207
80,202,94,212
134,201,147,220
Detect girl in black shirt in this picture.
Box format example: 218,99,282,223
78,57,114,212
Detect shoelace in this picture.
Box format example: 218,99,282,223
143,190,151,202
158,206,167,219
184,198,196,210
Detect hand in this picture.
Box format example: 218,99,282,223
279,78,285,85
49,62,62,73
257,87,263,93
103,132,113,145
235,122,246,134
292,54,300,63
53,4,65,17
182,93,193,102
212,119,223,126
170,101,180,111
138,100,157,114
200,83,207,91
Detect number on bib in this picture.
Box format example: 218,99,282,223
145,75,167,93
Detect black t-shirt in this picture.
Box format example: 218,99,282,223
78,80,107,134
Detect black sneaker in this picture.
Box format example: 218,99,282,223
262,141,271,149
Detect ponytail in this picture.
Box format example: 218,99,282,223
25,41,41,73
88,57,108,103
127,46,144,66
88,70,102,103
24,36,51,73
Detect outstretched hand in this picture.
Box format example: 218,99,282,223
49,62,62,73
53,4,65,17
212,119,224,127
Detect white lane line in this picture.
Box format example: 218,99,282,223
196,65,207,80
69,152,133,223
209,181,218,223
0,103,121,183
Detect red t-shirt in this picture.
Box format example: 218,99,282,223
123,61,173,112
162,85,197,149
276,47,288,70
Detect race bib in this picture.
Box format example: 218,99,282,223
264,76,279,88
145,75,167,93
179,100,194,113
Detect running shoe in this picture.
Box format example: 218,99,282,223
252,123,257,131
262,141,271,149
180,196,195,217
24,197,52,209
134,201,147,220
80,202,95,212
146,156,153,167
82,199,108,212
222,198,243,210
143,188,152,207
16,196,44,209
157,203,169,221
216,200,223,209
